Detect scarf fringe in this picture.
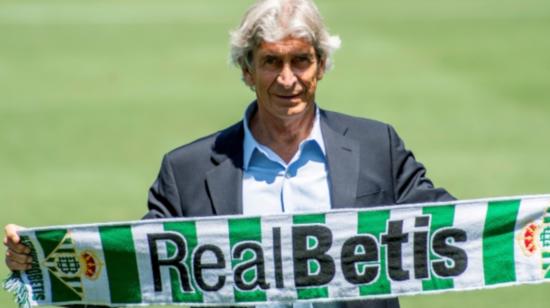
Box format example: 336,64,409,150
4,272,31,308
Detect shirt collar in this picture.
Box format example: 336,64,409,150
243,102,326,170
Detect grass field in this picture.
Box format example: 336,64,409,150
1,0,549,307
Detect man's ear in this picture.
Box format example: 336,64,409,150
242,66,255,88
316,58,326,80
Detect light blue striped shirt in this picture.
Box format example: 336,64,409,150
242,104,337,308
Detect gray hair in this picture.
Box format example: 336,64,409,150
230,0,341,71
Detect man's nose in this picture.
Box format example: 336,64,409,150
277,64,297,89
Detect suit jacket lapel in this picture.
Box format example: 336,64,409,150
320,110,360,209
205,109,361,214
206,122,244,216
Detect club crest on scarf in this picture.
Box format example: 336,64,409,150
41,232,104,299
518,207,550,279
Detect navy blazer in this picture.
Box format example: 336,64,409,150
144,108,455,308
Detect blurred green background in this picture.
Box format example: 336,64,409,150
1,0,549,307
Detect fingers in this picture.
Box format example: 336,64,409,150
3,224,29,255
4,224,22,245
4,224,31,271
6,249,32,265
5,255,31,271
4,240,30,254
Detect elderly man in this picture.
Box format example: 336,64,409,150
4,0,453,307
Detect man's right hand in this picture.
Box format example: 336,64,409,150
3,224,31,271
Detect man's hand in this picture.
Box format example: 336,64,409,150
3,224,31,271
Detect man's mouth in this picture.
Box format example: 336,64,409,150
275,93,301,100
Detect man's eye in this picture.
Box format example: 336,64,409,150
292,56,312,69
263,57,279,66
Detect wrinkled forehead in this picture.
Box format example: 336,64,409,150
254,37,317,58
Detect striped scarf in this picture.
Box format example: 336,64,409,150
5,195,550,307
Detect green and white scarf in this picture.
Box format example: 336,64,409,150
5,195,550,307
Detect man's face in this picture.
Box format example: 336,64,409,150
243,37,325,121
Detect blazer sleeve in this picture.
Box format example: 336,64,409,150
388,125,455,204
144,154,182,219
